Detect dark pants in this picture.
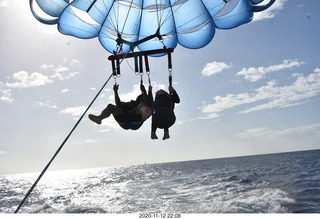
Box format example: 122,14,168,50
152,108,176,132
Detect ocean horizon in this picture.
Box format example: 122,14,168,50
1,149,320,213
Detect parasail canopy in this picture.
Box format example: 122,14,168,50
30,0,275,55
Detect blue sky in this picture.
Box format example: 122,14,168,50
1,0,320,175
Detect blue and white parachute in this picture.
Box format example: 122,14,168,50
30,0,275,55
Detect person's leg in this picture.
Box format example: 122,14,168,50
89,104,123,125
162,115,175,140
151,119,158,140
163,128,170,140
151,131,158,139
137,103,152,120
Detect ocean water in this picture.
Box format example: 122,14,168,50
1,149,320,214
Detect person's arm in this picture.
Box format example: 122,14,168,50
114,84,129,110
169,86,180,103
147,85,154,109
114,84,121,107
140,84,149,105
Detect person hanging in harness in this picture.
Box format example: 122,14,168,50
89,83,153,130
151,85,180,140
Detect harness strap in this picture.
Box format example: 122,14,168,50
168,49,173,119
168,51,172,72
144,55,150,73
134,55,138,73
111,60,116,77
139,55,143,84
143,55,152,86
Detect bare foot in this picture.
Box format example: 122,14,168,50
88,114,101,125
163,131,170,140
151,132,158,140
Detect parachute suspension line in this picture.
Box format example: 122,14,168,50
158,0,175,29
111,6,123,33
86,0,118,34
65,0,101,34
113,0,120,32
156,0,167,29
159,0,226,38
127,53,152,87
14,72,114,214
159,0,186,29
97,0,118,35
120,0,135,36
86,0,98,13
156,0,161,29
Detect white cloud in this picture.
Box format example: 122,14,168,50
241,70,320,113
0,88,13,103
118,84,148,102
73,139,101,144
109,82,165,102
50,71,79,81
202,61,232,77
201,68,320,118
87,115,122,132
5,71,54,88
60,106,87,116
34,101,59,109
0,95,13,103
291,73,303,78
107,84,140,102
0,0,8,7
0,150,6,155
196,113,220,121
99,118,122,131
69,59,82,67
237,59,304,82
253,0,287,21
0,59,82,103
55,65,69,73
40,64,55,70
61,88,69,93
62,58,82,68
49,63,80,81
236,123,320,139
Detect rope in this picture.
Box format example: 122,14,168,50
14,73,114,213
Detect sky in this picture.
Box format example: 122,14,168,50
1,0,320,175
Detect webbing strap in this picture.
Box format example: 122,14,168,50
144,55,151,85
168,52,172,72
144,55,150,73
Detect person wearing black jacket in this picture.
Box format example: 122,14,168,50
151,86,180,140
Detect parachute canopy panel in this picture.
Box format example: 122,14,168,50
30,0,276,55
